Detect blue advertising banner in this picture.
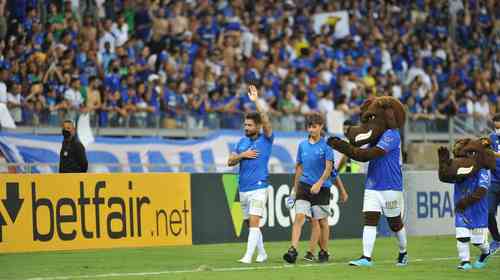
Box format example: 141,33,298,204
0,131,342,173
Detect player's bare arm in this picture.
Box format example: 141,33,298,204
227,150,259,166
337,154,349,171
327,137,386,162
311,160,333,194
248,84,272,138
293,163,303,194
335,176,348,203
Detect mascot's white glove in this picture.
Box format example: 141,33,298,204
285,189,296,209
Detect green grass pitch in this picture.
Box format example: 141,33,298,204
1,236,498,280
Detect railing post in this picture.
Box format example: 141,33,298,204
449,117,454,150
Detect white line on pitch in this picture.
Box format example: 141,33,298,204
22,255,499,280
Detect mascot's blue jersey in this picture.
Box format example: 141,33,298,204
454,169,490,229
366,129,403,191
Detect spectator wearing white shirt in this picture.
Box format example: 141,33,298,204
404,58,431,96
99,19,116,54
340,72,358,99
111,14,129,47
0,69,8,104
317,90,335,116
7,83,22,123
380,42,393,74
64,77,83,121
474,94,491,132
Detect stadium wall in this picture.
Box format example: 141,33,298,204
190,173,365,244
0,173,365,253
0,173,192,253
404,171,455,236
1,172,498,253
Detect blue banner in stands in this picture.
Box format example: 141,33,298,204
0,131,342,173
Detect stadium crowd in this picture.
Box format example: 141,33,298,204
0,0,498,132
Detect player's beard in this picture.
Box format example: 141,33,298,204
245,130,258,138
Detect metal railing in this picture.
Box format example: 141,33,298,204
404,115,493,143
5,111,310,138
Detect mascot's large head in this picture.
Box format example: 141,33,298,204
345,96,406,146
438,137,496,183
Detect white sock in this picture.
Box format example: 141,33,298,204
244,227,260,258
396,227,407,253
474,243,490,255
457,241,470,262
256,228,266,256
362,226,377,258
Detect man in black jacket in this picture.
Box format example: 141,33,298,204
59,120,88,173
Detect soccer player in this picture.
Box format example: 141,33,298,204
283,113,348,263
227,84,273,264
488,114,500,254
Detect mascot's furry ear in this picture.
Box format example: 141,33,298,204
478,138,496,170
376,97,404,129
452,138,470,157
360,97,375,113
479,137,492,148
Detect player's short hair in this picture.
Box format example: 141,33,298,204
245,112,262,125
306,112,324,126
63,119,75,127
492,113,500,122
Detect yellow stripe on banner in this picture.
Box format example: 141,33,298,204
0,173,192,253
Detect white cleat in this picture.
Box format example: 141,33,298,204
238,256,252,264
256,254,268,263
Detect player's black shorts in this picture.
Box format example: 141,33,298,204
296,181,331,206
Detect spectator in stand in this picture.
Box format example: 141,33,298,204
0,0,498,133
474,94,491,133
86,76,101,126
7,82,22,124
64,76,83,121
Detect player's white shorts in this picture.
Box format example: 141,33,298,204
456,227,488,244
363,189,404,218
240,188,268,220
295,200,331,220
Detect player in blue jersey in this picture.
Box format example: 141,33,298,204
488,114,500,254
283,113,348,264
438,137,496,270
227,84,273,264
328,96,408,267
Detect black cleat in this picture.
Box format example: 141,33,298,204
283,246,298,264
303,251,315,262
318,249,330,263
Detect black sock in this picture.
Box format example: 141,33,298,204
479,253,489,262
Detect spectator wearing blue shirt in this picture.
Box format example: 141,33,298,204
228,85,273,264
186,86,208,129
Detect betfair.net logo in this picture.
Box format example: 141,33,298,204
222,174,244,238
